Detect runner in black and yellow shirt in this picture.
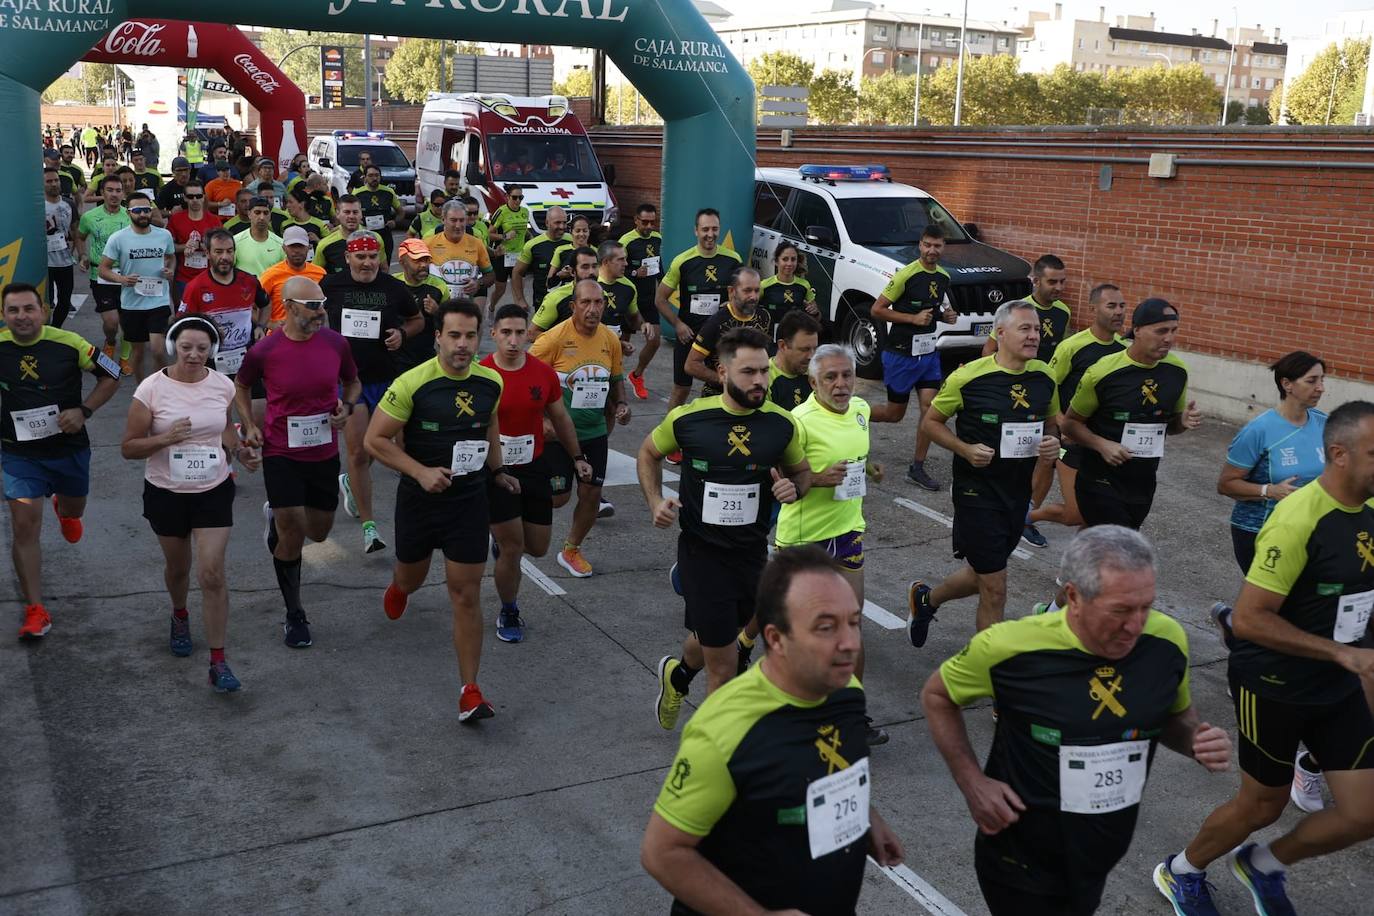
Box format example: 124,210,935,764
923,526,1229,916
870,225,957,492
656,208,743,412
767,311,821,410
640,328,811,727
594,240,644,348
365,299,517,726
529,247,597,336
759,240,820,330
1028,283,1128,538
1062,298,1202,532
620,202,664,399
643,548,904,916
1158,401,1374,916
684,266,771,398
511,206,568,313
984,254,1072,363
485,185,531,308
353,165,403,266
907,299,1059,642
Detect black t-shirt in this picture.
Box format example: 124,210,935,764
320,271,419,384
691,305,773,397
394,277,446,372
522,233,567,305
879,261,950,356
598,277,638,331
0,327,120,457
156,180,188,213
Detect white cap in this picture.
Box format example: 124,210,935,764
282,226,311,247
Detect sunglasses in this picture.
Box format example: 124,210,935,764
289,298,327,310
466,210,480,217
508,195,524,200
128,207,152,214
184,193,204,199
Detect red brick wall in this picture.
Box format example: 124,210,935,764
592,126,1374,382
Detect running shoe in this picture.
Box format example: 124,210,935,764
51,496,83,544
598,500,616,519
458,683,495,723
1209,602,1237,651
363,521,387,554
1031,601,1051,615
1290,753,1326,813
119,355,133,377
169,615,193,657
283,614,313,649
1230,844,1296,916
866,717,890,746
628,370,649,400
1020,523,1048,549
669,562,683,596
263,501,278,555
339,473,359,518
656,656,686,730
906,463,940,491
1152,856,1221,916
558,546,593,578
383,582,409,621
666,450,683,466
906,581,937,648
496,608,525,643
17,604,51,639
207,660,242,692
101,342,118,365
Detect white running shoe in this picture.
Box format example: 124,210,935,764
1290,752,1326,812
339,473,359,518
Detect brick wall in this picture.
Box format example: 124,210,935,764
591,126,1374,382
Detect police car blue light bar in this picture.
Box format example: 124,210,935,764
333,130,387,140
798,164,890,181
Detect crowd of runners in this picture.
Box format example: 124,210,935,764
12,144,1374,915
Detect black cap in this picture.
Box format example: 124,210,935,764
248,196,271,210
214,160,231,171
1131,298,1179,332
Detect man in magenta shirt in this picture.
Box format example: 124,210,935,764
234,275,360,649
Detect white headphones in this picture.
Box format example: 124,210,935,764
165,316,221,359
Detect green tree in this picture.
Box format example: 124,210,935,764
1279,38,1370,125
1034,64,1119,124
746,51,814,91
857,71,915,125
259,29,365,100
1224,99,1246,124
384,38,446,104
1243,104,1272,125
809,69,857,125
43,76,85,105
915,55,1040,125
553,69,594,98
1108,63,1221,125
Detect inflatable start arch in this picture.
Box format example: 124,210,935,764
0,1,755,293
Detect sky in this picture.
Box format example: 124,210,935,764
716,0,1372,40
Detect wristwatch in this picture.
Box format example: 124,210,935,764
342,400,357,414
79,405,93,419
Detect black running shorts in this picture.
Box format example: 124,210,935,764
952,503,1023,575
394,481,489,565
678,530,765,648
488,455,554,526
263,454,340,512
1230,675,1374,787
142,477,235,538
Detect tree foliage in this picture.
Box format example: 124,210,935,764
809,69,858,125
552,69,661,124
1107,63,1222,125
259,29,367,100
1280,38,1370,125
385,38,446,104
44,63,130,106
746,52,815,91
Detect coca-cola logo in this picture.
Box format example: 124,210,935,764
102,22,165,57
233,54,281,95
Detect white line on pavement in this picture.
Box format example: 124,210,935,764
862,599,905,630
69,293,87,315
870,860,969,916
893,498,1032,562
520,557,566,596
603,448,681,488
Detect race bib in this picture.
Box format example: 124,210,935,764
833,462,866,501
169,445,221,484
1334,589,1374,643
1122,423,1166,459
215,347,246,376
185,251,208,269
500,433,535,467
450,439,490,476
1000,421,1044,459
441,260,477,297
1059,740,1149,815
47,233,68,252
365,214,385,230
702,482,759,526
570,380,610,409
11,405,60,441
641,255,661,275
286,413,330,449
911,334,936,356
504,252,519,268
689,293,720,317
217,201,236,217
135,276,165,298
806,757,871,860
340,308,381,339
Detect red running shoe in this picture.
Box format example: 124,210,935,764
52,497,82,544
459,683,495,723
383,582,409,620
18,604,51,639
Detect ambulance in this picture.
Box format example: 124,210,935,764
416,93,618,233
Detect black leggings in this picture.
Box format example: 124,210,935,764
1231,526,1257,574
47,265,74,328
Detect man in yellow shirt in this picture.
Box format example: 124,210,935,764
424,201,493,308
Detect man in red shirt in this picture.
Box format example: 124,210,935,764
167,178,221,304
177,228,270,378
479,303,590,642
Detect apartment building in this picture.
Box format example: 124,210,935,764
1280,9,1374,123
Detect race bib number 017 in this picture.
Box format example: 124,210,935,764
287,413,330,449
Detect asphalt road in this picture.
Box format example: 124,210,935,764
3,277,1371,916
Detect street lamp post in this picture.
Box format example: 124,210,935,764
1220,7,1237,125
953,0,969,125
914,18,925,126
1326,51,1346,125
1147,52,1173,69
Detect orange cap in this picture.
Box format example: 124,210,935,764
398,238,432,260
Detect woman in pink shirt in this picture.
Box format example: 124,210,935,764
121,317,260,691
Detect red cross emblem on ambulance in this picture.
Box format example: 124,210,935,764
550,187,574,199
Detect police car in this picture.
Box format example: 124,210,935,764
751,164,1031,378
308,130,417,217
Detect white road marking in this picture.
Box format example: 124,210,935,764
68,293,88,315
870,860,969,916
894,498,1032,561
862,600,905,630
520,557,566,596
603,448,679,488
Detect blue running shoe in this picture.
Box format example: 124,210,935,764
208,661,242,692
670,562,683,596
1231,844,1296,916
169,615,193,657
496,608,524,643
1153,856,1221,916
906,581,937,648
1021,523,1049,548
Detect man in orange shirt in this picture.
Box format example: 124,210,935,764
205,160,243,220
424,201,493,308
259,227,325,329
